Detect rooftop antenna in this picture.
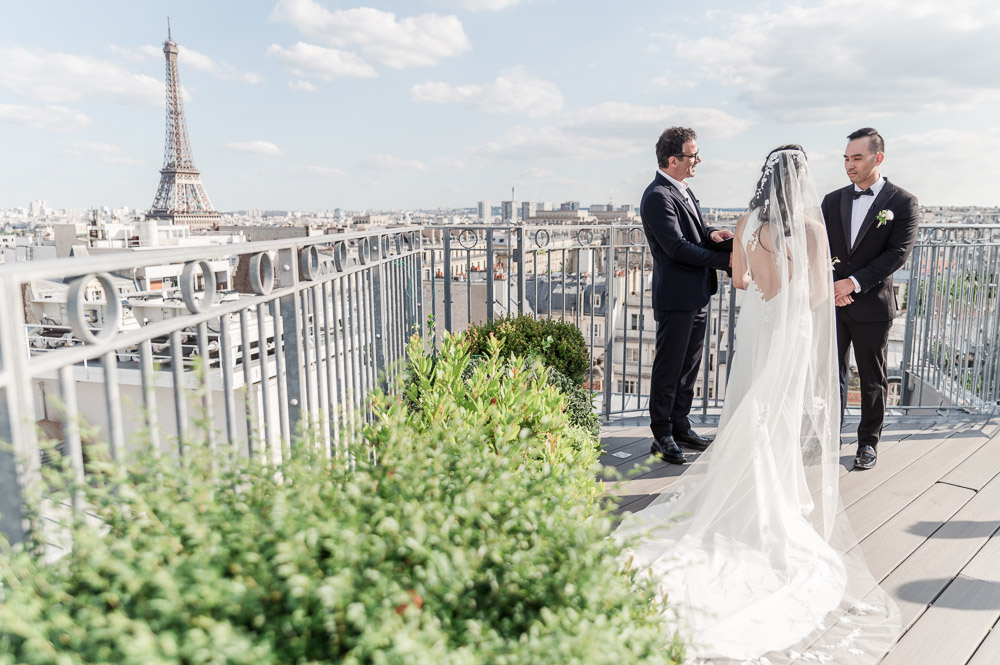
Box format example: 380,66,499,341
167,16,171,40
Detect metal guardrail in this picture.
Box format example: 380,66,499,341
2,221,999,546
0,228,422,544
421,222,1000,420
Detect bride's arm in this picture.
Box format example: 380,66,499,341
806,219,832,308
732,213,750,290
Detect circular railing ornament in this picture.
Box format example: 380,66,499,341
180,260,217,314
577,229,595,246
381,234,391,258
358,237,371,265
249,252,275,295
456,229,478,250
628,228,646,246
67,272,121,345
533,229,551,248
333,241,347,272
300,246,320,281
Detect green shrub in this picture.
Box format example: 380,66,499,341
465,315,590,386
0,333,682,665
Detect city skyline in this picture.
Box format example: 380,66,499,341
1,0,998,212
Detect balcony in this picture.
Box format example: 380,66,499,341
1,222,999,661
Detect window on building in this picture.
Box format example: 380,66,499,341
620,379,637,394
626,347,640,363
630,313,640,330
591,322,602,338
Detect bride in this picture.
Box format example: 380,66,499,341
615,146,901,664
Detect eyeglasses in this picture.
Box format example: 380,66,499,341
675,152,700,161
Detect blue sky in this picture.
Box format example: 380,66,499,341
1,0,998,211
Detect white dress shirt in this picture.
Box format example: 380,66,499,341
848,176,886,292
658,169,698,214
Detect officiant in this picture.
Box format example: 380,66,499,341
640,126,733,465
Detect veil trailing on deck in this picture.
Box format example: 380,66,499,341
615,149,901,664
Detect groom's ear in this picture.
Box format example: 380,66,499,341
875,152,885,166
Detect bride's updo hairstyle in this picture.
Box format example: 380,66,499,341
749,144,807,235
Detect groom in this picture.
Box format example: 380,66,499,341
821,128,919,470
641,127,732,465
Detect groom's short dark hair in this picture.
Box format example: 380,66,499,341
656,127,697,168
847,127,884,154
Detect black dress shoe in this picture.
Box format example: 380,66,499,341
651,435,686,465
672,429,713,451
854,445,877,470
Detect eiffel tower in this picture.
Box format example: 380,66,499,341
148,23,221,231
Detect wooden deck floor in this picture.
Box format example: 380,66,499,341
601,413,1000,664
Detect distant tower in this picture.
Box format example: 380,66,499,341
148,21,220,231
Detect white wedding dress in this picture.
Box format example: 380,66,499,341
616,150,900,664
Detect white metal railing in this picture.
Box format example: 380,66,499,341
0,228,422,544
2,221,998,546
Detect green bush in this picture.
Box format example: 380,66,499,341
0,332,682,665
465,315,590,386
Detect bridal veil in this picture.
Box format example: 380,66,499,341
616,148,901,664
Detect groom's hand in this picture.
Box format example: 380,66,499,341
710,230,734,243
833,279,856,298
835,294,853,307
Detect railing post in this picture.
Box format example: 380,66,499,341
486,229,495,323
278,245,304,446
603,229,616,418
0,280,40,546
372,235,388,388
701,293,713,416
443,232,453,333
515,227,526,315
900,243,922,407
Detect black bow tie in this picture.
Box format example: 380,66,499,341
852,188,874,199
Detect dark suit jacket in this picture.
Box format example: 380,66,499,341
821,178,920,322
640,173,731,314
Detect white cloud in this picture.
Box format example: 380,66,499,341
178,46,263,84
473,126,638,162
436,0,526,10
411,67,563,117
65,140,143,164
567,102,751,139
289,80,318,92
0,46,162,106
0,104,90,131
677,0,1000,123
303,165,347,177
267,42,378,80
271,0,471,68
357,154,427,171
226,140,282,156
457,102,750,168
887,128,1000,206
111,43,263,84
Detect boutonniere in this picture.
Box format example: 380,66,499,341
875,209,894,228
831,256,841,270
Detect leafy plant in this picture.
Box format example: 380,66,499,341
465,315,590,386
0,332,683,665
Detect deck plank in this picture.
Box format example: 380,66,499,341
880,576,1000,665
875,470,1000,631
967,619,1000,665
844,431,992,540
940,431,1000,491
857,482,974,581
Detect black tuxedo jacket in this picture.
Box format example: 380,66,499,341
640,173,730,314
821,178,920,322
